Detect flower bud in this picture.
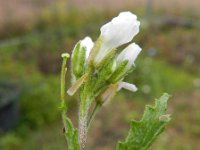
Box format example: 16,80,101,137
93,12,140,67
72,37,94,78
117,43,141,69
81,37,94,59
108,43,141,83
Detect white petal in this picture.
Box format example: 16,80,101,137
94,12,140,65
118,82,138,92
80,36,94,59
100,11,140,51
117,43,142,67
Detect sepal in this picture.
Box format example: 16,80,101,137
71,42,86,78
93,47,117,69
98,83,119,105
98,58,117,81
87,37,103,69
108,60,129,83
88,37,117,70
67,74,89,96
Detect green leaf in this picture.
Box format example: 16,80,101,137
64,116,80,150
116,93,171,150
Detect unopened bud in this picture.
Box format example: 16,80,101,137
108,43,141,83
72,37,94,78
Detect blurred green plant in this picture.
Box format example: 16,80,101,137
0,133,22,150
129,57,193,99
0,61,60,128
20,76,60,127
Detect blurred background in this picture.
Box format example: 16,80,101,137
0,0,200,149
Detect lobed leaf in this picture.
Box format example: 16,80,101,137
116,93,171,150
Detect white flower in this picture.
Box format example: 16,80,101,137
94,11,140,65
80,36,94,59
117,43,142,69
118,82,137,92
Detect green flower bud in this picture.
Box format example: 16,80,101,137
72,37,94,79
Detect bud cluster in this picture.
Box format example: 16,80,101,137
68,12,141,106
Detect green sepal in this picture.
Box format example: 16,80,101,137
67,73,88,96
87,60,116,101
72,42,80,73
94,48,117,70
108,60,129,83
63,116,80,150
116,93,171,150
98,58,116,81
72,42,86,79
87,37,103,70
79,60,116,117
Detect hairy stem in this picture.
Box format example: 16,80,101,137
79,113,88,150
78,91,92,150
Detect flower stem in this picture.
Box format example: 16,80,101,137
60,53,69,141
79,113,88,150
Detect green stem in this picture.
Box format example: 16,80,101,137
87,101,102,129
78,94,90,150
60,53,69,141
79,112,88,150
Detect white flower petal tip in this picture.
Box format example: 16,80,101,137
117,43,142,67
80,36,94,58
118,82,138,92
100,11,140,50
